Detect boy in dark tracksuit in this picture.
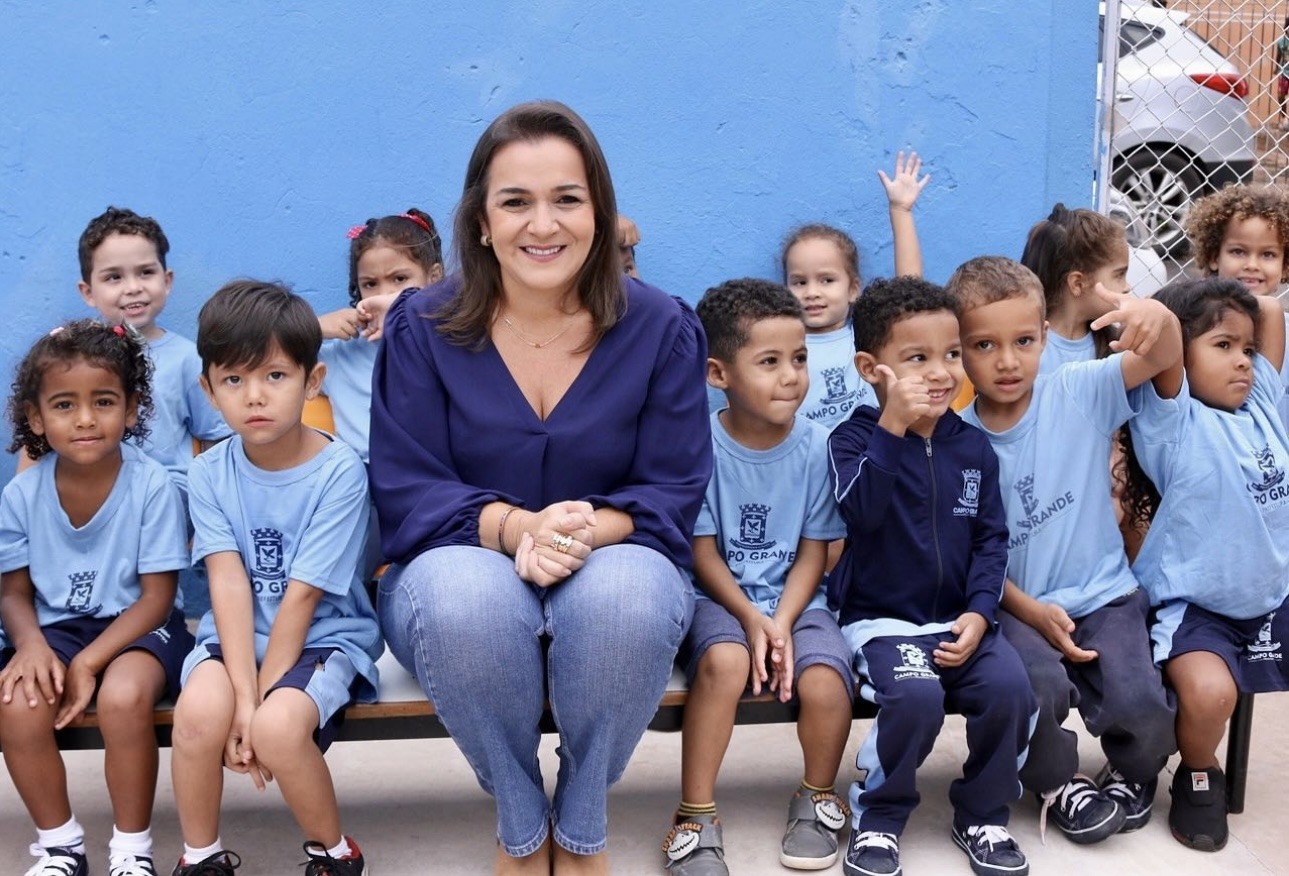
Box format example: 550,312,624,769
829,277,1036,876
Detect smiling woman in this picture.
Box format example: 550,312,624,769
367,101,712,876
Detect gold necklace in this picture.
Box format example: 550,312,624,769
500,315,575,349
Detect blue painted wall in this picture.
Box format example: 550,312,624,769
0,0,1098,480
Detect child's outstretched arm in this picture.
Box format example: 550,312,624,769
257,580,324,695
0,568,63,708
693,536,786,696
770,537,829,702
879,150,930,278
1257,294,1287,373
53,570,177,729
318,307,361,341
1089,283,1184,396
355,292,402,342
205,550,271,790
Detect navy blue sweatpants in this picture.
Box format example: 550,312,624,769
850,630,1035,834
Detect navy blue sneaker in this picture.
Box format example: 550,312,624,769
951,824,1029,876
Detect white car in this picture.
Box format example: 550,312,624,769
1108,2,1256,255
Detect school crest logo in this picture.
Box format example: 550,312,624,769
1247,445,1285,494
1014,474,1038,517
251,528,284,577
65,570,99,614
820,367,857,404
893,642,938,681
1247,613,1282,662
955,469,981,517
730,503,773,550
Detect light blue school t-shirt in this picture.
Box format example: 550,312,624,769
319,337,379,463
692,412,845,614
960,356,1142,618
185,434,382,701
0,443,188,627
801,324,877,430
1278,312,1289,433
136,331,231,499
1039,331,1096,375
1130,354,1289,619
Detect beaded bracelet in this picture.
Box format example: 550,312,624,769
498,505,519,556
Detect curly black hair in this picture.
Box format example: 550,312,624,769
78,206,170,282
7,319,154,459
852,275,959,355
346,208,444,307
696,277,803,362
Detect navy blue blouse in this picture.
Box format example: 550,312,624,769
369,276,712,570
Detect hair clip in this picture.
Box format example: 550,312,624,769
112,324,126,336
400,213,433,234
48,326,65,337
347,225,367,240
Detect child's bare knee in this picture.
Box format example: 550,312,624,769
795,664,850,704
250,696,317,765
95,676,154,723
695,643,751,693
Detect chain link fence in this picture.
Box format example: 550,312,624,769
1100,0,1284,272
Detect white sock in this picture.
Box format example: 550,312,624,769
36,816,85,852
183,839,223,865
109,825,152,858
327,836,352,859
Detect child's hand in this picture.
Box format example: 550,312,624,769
878,151,930,213
768,623,796,703
742,614,787,696
1030,602,1098,663
225,703,272,790
0,641,64,708
319,307,361,341
53,657,97,729
356,293,400,342
1090,284,1170,356
874,364,932,436
933,611,988,667
616,214,641,248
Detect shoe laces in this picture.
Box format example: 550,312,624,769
24,845,83,876
176,851,241,875
851,831,899,853
108,853,154,876
1038,777,1100,844
301,841,360,876
963,824,1017,851
1099,766,1142,800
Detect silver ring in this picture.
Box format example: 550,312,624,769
551,533,574,554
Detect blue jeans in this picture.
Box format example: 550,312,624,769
379,543,693,856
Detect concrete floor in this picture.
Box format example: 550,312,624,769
1,696,1286,875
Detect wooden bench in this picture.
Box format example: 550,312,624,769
49,650,1258,814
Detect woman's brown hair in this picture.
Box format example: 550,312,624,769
439,100,623,348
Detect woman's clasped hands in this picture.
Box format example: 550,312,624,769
513,500,598,587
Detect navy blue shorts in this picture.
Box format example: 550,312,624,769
201,644,355,752
1153,596,1289,694
0,609,193,701
677,600,854,700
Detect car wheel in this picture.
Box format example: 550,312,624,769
1111,148,1204,257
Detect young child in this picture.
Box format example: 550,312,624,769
948,256,1180,846
1020,204,1132,373
318,209,444,464
781,151,929,430
663,279,852,875
0,320,194,876
829,277,1034,876
617,214,641,278
1124,277,1289,852
168,281,382,876
76,207,231,501
1185,183,1289,430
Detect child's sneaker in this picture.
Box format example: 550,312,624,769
662,813,727,875
842,830,900,876
302,837,368,876
950,824,1029,876
1096,762,1158,832
1037,774,1125,844
108,852,157,876
1169,765,1228,851
170,850,241,876
23,845,87,876
780,788,850,870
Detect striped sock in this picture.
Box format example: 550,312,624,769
801,779,833,794
677,800,717,820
